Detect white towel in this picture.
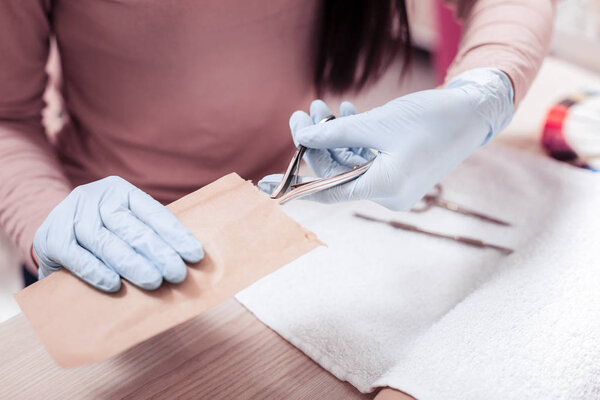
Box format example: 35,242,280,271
236,143,600,400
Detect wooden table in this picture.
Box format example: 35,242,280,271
0,298,379,399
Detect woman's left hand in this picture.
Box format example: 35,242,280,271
260,68,514,210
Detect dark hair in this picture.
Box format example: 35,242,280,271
314,0,411,95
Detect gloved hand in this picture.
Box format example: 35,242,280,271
259,68,514,210
33,176,204,292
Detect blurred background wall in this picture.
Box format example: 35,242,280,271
411,0,600,79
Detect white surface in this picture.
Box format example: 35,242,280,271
237,143,600,399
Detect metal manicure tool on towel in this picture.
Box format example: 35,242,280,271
354,213,514,255
411,184,511,226
270,115,375,205
355,185,514,254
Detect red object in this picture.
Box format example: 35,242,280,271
541,96,599,170
434,0,462,84
541,102,576,160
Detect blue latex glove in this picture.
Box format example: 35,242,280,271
259,68,514,210
33,176,204,292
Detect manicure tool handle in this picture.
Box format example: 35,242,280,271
269,115,336,200
269,146,306,200
435,198,512,226
277,158,374,204
354,212,514,255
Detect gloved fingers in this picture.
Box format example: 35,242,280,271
289,111,313,146
329,147,374,169
289,100,335,146
295,156,399,205
61,243,122,292
334,101,377,167
128,189,204,264
292,100,374,177
309,99,335,124
348,147,377,164
303,147,372,177
100,201,188,284
303,148,346,177
37,262,57,281
304,100,368,175
257,174,318,195
290,100,335,171
290,104,340,176
74,219,164,290
309,99,359,121
339,101,358,117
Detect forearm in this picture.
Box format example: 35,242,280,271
0,0,73,272
446,0,555,107
0,122,72,272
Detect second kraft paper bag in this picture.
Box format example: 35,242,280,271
15,173,322,368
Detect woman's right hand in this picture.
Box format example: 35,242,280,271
33,176,204,292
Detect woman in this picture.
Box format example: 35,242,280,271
0,1,553,292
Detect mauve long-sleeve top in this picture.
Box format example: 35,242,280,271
0,0,555,270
